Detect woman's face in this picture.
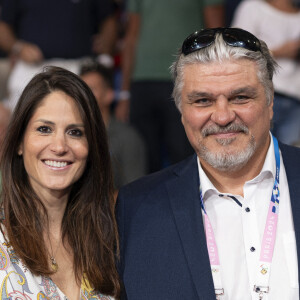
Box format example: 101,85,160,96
18,91,89,199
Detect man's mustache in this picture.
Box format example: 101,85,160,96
202,122,249,137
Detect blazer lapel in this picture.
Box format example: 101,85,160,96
280,143,300,287
164,143,300,298
166,155,215,299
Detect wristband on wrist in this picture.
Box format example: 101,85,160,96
118,90,130,101
97,54,114,68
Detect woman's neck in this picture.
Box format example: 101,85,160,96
35,189,69,235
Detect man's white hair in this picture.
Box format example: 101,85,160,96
170,33,278,112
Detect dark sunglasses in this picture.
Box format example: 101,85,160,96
182,27,262,55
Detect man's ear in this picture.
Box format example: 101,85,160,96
268,95,274,121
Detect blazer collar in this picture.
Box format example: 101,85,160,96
280,143,300,225
166,144,300,299
280,143,300,285
166,154,215,299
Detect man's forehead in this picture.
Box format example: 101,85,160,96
186,86,259,99
182,58,258,76
182,59,262,92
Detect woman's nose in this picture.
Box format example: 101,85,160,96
49,133,68,154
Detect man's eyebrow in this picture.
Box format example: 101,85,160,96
186,87,258,101
229,86,258,97
187,91,214,101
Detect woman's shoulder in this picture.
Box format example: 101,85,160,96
0,231,50,298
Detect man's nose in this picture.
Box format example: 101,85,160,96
210,97,235,126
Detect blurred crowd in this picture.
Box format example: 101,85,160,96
0,0,300,190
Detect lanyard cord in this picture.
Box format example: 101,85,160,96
199,136,280,299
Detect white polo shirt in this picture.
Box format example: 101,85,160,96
198,136,299,299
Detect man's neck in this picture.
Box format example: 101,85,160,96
199,137,271,197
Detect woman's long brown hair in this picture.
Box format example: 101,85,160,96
0,67,120,297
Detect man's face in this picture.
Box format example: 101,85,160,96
180,59,273,172
81,71,112,110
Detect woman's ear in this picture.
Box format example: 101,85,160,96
18,144,23,156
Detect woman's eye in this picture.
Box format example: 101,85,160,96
68,129,83,137
37,126,52,133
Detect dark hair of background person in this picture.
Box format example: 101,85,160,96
80,59,115,89
0,66,120,297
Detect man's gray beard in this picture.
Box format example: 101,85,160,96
197,123,256,171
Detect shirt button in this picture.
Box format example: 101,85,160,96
245,207,250,212
250,247,256,252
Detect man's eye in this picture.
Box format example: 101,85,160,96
37,126,51,133
232,95,249,102
194,98,211,106
68,129,83,137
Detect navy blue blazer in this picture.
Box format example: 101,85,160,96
116,143,300,299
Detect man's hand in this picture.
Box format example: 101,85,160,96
14,41,44,63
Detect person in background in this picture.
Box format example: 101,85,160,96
0,102,10,149
0,0,117,111
0,67,120,299
224,0,242,26
0,102,10,189
0,52,10,101
115,0,224,173
232,0,300,145
116,28,300,299
80,60,146,195
0,0,11,102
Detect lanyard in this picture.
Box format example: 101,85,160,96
199,136,280,300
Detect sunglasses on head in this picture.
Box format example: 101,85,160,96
182,27,262,56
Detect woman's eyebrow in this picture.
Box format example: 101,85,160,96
33,119,84,127
33,119,55,125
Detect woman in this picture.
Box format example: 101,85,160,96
0,67,120,299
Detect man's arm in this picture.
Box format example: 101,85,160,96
271,39,300,60
114,13,140,122
0,21,43,63
92,14,118,57
0,21,16,53
204,4,225,28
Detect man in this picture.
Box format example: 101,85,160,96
115,0,224,173
80,61,146,195
116,28,300,299
0,0,117,111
